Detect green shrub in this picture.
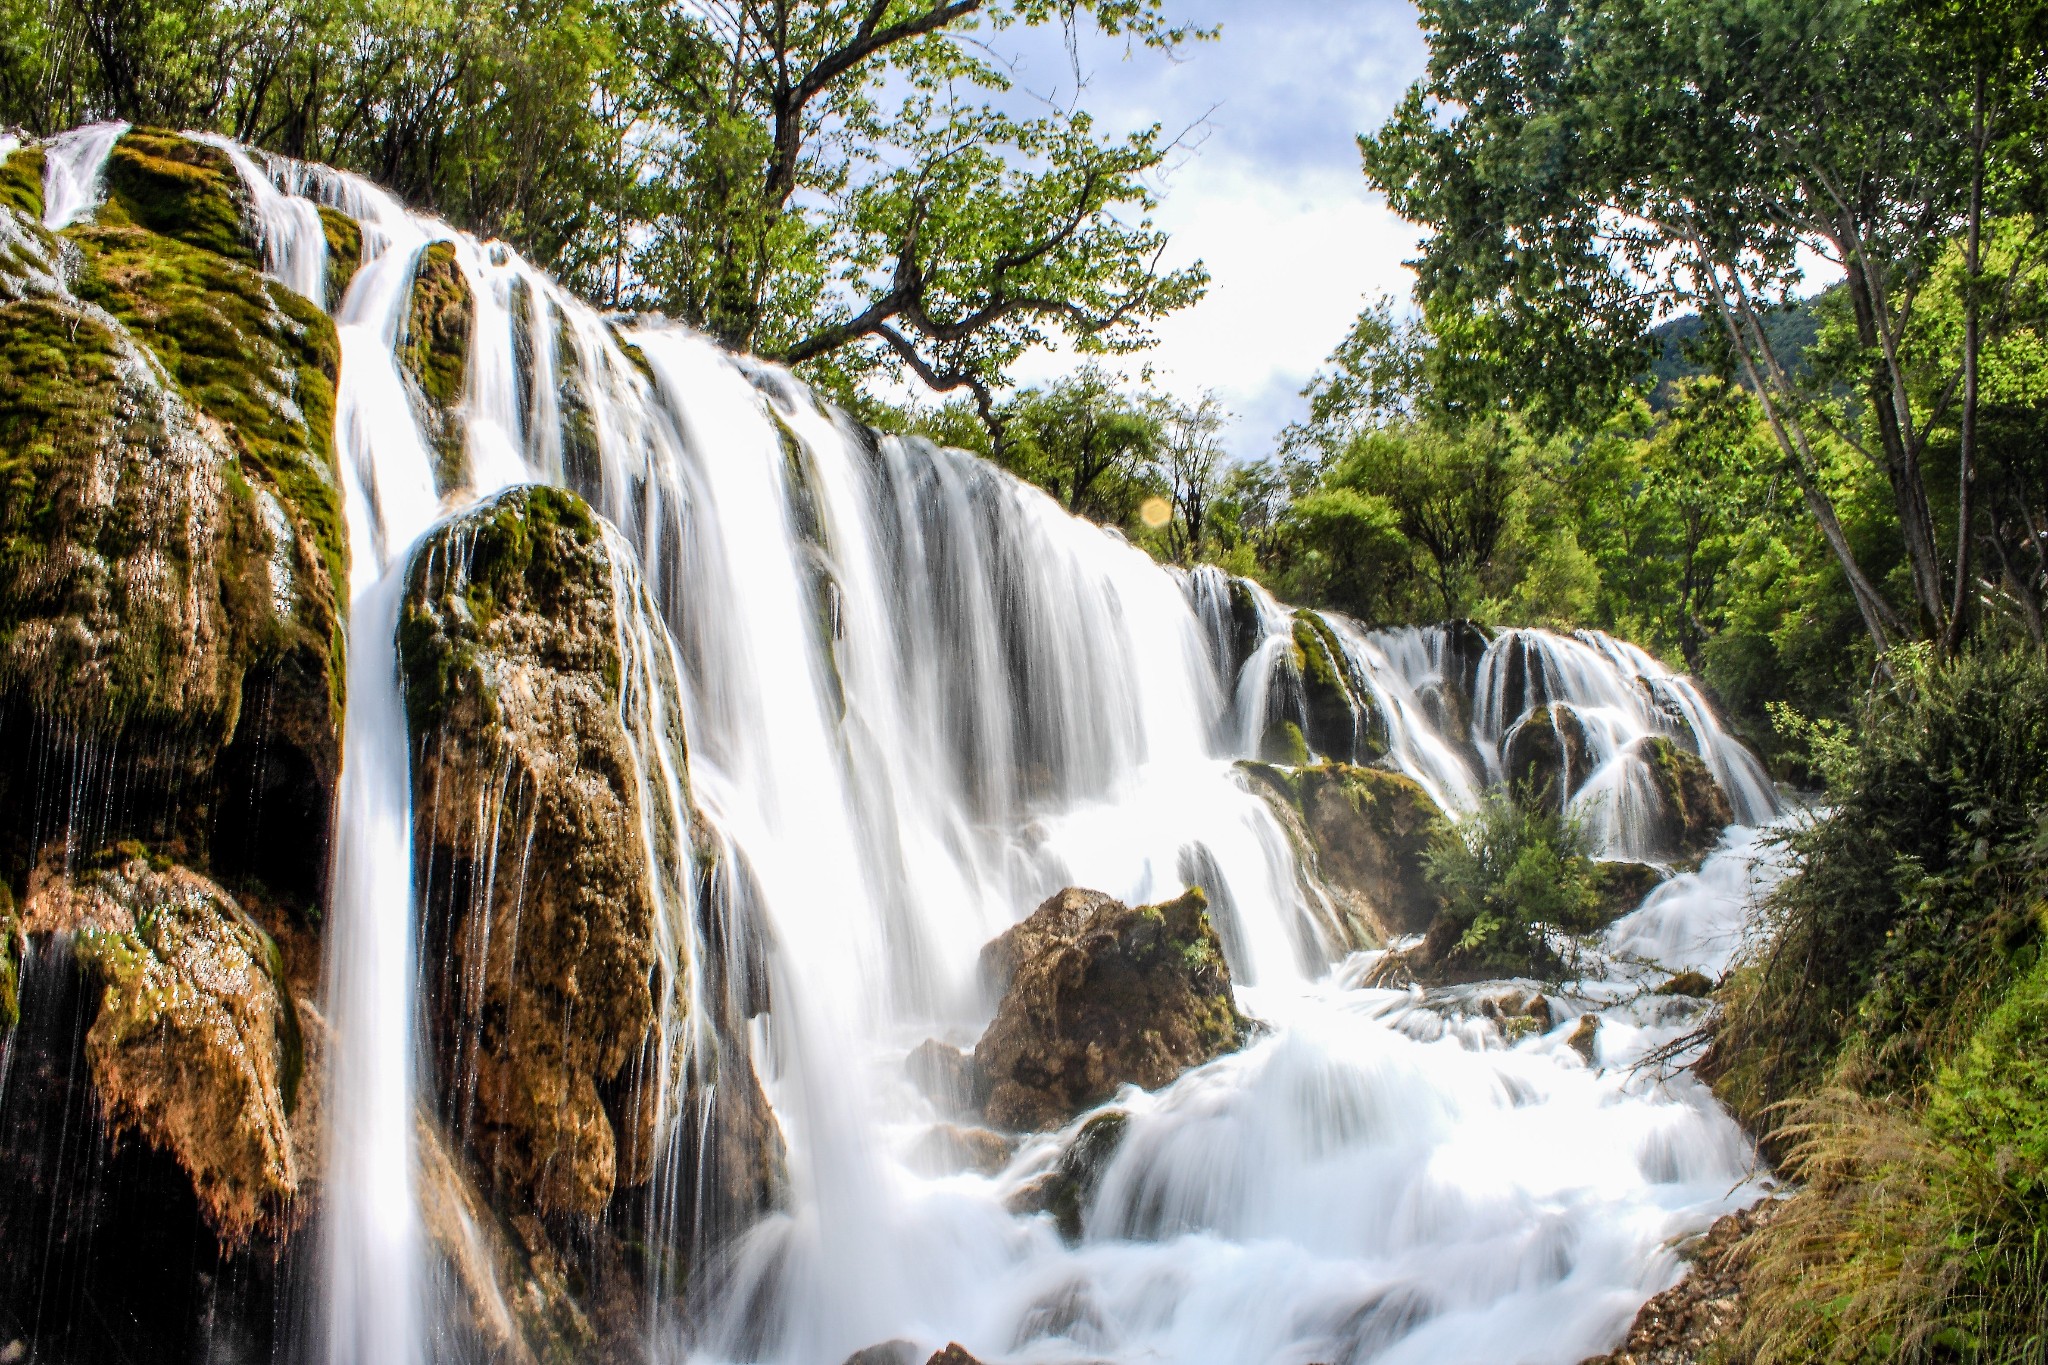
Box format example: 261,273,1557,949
1424,789,1607,979
1707,648,2048,1137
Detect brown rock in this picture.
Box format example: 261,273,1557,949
30,853,301,1244
841,1344,920,1365
927,1346,986,1365
1579,1200,1783,1365
403,485,780,1220
974,888,1246,1131
907,1038,985,1117
1568,1012,1601,1065
911,1124,1015,1177
1639,737,1734,862
1656,971,1714,999
1506,703,1592,808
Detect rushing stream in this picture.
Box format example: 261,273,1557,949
35,130,1788,1365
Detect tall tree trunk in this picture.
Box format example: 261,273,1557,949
1945,67,1987,657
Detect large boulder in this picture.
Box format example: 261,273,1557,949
1505,702,1592,808
1639,736,1734,862
0,129,347,903
401,484,782,1224
1290,610,1387,763
20,851,307,1243
402,485,654,1216
1237,761,1449,948
973,888,1247,1131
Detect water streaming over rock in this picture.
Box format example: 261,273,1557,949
19,126,1793,1365
38,121,128,229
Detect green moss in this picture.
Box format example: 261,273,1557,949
65,220,347,616
399,240,473,492
0,145,46,221
100,129,257,266
0,880,19,1032
318,207,361,311
402,485,607,730
1290,610,1386,762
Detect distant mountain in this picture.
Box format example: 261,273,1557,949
1645,295,1824,409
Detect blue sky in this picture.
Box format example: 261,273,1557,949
989,1,1433,459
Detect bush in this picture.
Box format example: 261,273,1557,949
1706,647,2048,1138
1424,790,1607,979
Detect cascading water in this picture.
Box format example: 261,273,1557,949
38,121,127,230
27,124,1797,1364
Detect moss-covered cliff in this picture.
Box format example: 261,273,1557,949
0,130,346,904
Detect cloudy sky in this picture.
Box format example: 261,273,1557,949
989,1,1433,459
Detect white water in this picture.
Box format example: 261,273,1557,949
101,128,1797,1365
38,121,128,229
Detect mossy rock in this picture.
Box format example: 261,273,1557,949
1505,702,1592,810
32,853,304,1243
100,129,258,266
1,198,346,905
403,485,782,1223
0,880,19,1032
319,206,361,310
1008,1108,1129,1243
1640,735,1733,861
66,217,346,614
1594,859,1666,925
399,240,473,494
0,144,45,221
974,887,1247,1131
1291,610,1386,763
1296,764,1448,936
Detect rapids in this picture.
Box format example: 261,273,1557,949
31,129,1788,1365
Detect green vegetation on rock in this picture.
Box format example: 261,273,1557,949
319,206,360,310
398,239,473,493
101,129,257,265
0,145,44,220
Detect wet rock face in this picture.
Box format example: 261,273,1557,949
1506,702,1592,808
0,129,346,903
1297,764,1446,936
23,853,305,1243
1237,760,1449,949
400,239,474,493
1291,611,1387,763
1640,736,1733,862
973,887,1247,1132
402,485,660,1218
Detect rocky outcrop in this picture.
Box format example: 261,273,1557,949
0,129,347,903
1006,1108,1129,1241
1579,1201,1782,1365
1640,737,1733,862
400,238,474,492
22,851,307,1243
1239,760,1449,948
1290,610,1388,763
402,484,782,1228
403,485,657,1216
1506,702,1592,806
973,887,1246,1131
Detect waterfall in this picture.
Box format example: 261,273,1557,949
17,125,1796,1365
38,121,128,229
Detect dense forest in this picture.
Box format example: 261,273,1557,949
5,0,2048,1360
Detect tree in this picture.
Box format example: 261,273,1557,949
1360,0,2048,657
1155,391,1227,563
2,0,1212,419
616,0,1211,422
996,367,1162,524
